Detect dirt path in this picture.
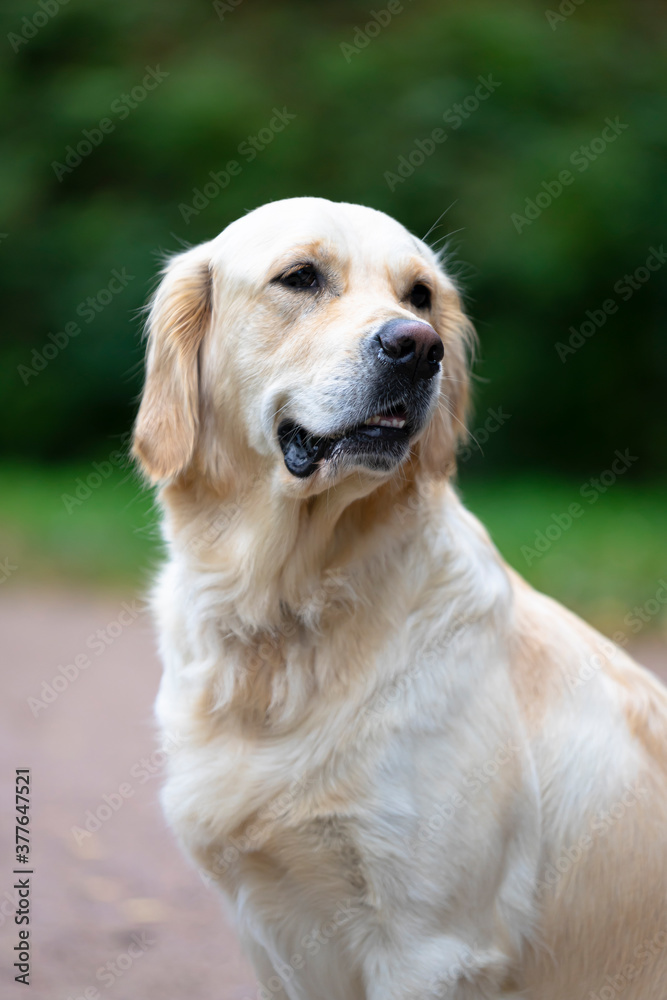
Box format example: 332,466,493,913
0,591,254,1000
0,591,665,999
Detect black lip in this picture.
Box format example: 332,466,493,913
277,420,330,478
277,415,412,478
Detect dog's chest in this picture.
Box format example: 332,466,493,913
275,814,377,903
228,746,446,922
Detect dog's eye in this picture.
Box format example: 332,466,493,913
279,264,320,290
409,283,431,309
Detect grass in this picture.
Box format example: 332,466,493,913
0,462,162,590
1,462,665,636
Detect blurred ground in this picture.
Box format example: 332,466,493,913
0,590,255,1000
1,590,665,1000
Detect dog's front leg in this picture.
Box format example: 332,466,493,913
241,926,367,1000
363,936,524,1000
243,937,294,1000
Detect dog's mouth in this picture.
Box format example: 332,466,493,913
278,405,413,478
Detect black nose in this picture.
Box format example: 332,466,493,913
375,319,444,381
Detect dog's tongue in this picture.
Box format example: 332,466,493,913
278,422,328,478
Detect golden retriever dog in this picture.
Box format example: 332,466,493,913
132,197,667,999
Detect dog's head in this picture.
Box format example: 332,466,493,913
133,198,473,495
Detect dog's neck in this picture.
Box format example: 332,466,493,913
156,462,509,732
160,455,444,632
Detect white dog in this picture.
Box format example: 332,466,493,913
133,197,667,999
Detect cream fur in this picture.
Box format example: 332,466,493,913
133,198,667,999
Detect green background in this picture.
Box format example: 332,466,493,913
1,0,665,634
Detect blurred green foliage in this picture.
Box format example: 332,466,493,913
1,0,666,479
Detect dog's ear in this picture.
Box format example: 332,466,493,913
418,284,475,478
132,249,213,483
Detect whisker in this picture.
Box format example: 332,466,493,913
421,202,458,245
430,227,466,253
438,396,480,454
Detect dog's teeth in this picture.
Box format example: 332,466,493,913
365,414,406,429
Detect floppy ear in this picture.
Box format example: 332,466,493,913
418,284,475,478
132,249,213,482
